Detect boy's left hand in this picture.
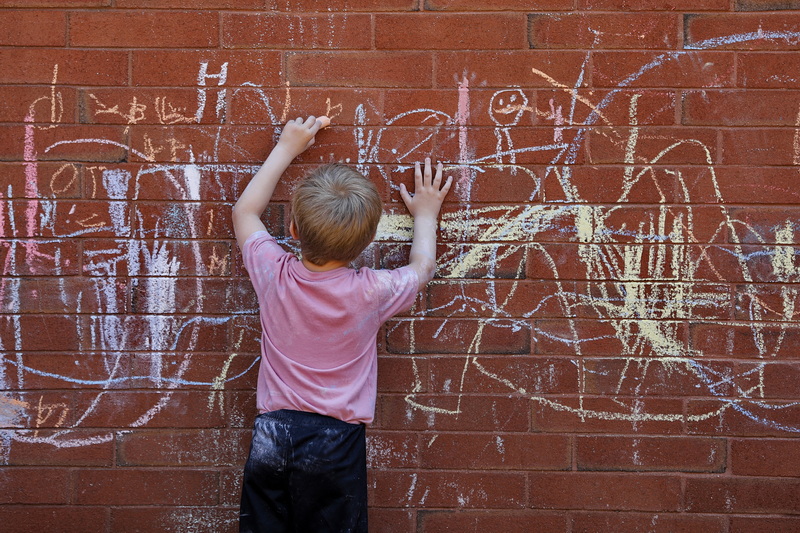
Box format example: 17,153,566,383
277,116,331,158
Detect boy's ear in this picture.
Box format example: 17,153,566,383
289,219,299,240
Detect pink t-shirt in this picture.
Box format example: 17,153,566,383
242,231,419,424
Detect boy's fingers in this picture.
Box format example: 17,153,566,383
433,162,443,186
414,161,423,189
423,158,432,184
304,115,317,128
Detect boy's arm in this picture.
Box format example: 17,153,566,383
399,158,453,291
232,115,330,250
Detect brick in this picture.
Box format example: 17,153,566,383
78,314,229,352
1,278,127,314
0,11,66,47
738,52,800,88
70,11,218,48
224,389,257,429
0,468,70,504
385,317,531,354
368,509,415,533
683,90,800,126
6,429,114,466
118,0,261,6
288,52,433,88
0,125,128,163
735,284,800,321
574,281,732,320
130,277,256,314
440,204,584,243
685,14,800,50
74,390,227,429
744,362,800,398
377,355,425,392
727,207,800,244
75,468,218,505
366,430,419,468
421,432,570,470
132,202,233,239
581,357,753,398
0,506,108,533
436,51,589,89
80,88,226,126
1,352,131,390
0,240,80,276
378,394,531,431
732,438,800,476
110,507,238,533
531,396,686,434
730,516,800,532
230,87,383,125
592,51,735,88
82,239,232,278
539,89,677,128
536,318,688,357
219,467,243,506
680,167,800,204
376,14,525,50
0,391,76,429
370,470,526,508
587,126,718,166
736,0,800,9
425,280,574,318
577,435,725,472
686,244,787,284
427,0,572,8
0,199,130,239
571,512,725,533
0,49,127,86
132,50,282,87
428,356,580,395
0,315,79,351
685,476,800,513
0,162,82,198
690,322,800,358
687,399,800,436
130,353,257,391
276,0,418,10
117,429,248,466
721,128,796,166
0,0,107,4
223,13,371,49
529,13,679,50
580,0,728,8
84,164,237,202
528,243,694,282
419,510,566,532
380,243,528,279
529,472,682,511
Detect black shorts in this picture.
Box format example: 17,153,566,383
239,409,368,533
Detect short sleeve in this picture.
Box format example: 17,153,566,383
376,265,420,323
241,231,286,274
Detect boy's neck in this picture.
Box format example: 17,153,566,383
301,258,349,272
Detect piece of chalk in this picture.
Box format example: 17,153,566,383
318,116,331,128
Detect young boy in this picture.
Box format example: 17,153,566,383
233,115,452,532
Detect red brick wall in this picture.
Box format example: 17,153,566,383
2,1,800,531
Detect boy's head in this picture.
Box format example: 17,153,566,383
290,164,382,266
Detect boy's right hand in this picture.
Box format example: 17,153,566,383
276,115,331,158
399,158,453,221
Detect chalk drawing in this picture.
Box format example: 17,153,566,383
2,29,800,463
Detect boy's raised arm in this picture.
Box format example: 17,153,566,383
399,158,453,291
232,115,330,250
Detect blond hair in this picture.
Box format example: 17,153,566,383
290,164,382,266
